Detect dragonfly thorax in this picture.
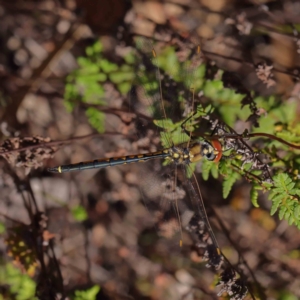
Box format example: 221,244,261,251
166,140,219,165
166,146,190,165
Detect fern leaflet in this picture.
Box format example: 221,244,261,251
268,173,300,229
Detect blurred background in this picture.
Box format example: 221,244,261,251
0,0,300,299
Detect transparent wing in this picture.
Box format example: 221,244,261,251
128,36,207,150
137,158,223,271
183,165,223,269
127,36,222,252
137,160,189,249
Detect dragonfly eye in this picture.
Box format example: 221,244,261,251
201,142,216,161
201,140,223,162
205,151,216,161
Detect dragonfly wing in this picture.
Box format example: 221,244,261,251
137,159,221,261
183,165,223,270
129,36,208,151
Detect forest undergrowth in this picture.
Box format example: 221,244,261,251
0,1,300,300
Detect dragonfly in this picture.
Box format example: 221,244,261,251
48,36,225,270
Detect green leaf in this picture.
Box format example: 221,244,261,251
92,41,103,53
109,71,134,84
159,132,172,148
77,56,92,68
99,59,118,73
285,210,291,222
124,52,135,64
278,206,286,220
1,263,37,300
295,205,300,218
223,172,240,199
85,108,105,133
154,119,174,130
156,47,180,80
218,160,230,176
210,162,219,179
267,173,300,228
250,186,259,207
288,215,295,226
77,73,107,83
80,83,105,102
203,79,223,94
274,173,293,192
0,221,6,234
186,163,196,178
202,160,214,181
118,82,132,95
85,46,94,57
270,194,282,215
74,285,101,300
71,205,88,222
293,189,300,197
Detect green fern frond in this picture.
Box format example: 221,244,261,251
268,173,300,229
202,160,219,181
218,160,241,198
0,263,37,300
276,130,300,144
211,162,219,179
223,171,240,199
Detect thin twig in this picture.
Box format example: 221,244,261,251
0,132,136,155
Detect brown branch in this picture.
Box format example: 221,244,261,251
207,132,300,150
0,132,135,155
248,132,300,149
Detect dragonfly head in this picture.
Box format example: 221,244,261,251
189,140,222,163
